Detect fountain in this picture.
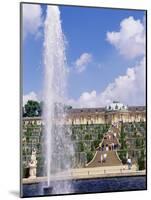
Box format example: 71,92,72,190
43,5,74,195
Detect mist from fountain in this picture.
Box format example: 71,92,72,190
43,5,74,194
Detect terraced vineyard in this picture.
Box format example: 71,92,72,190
117,122,146,170
22,121,146,178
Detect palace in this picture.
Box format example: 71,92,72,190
23,101,146,126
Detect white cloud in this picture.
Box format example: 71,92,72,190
68,57,145,108
106,16,145,59
75,53,92,73
99,57,145,106
78,90,97,107
23,91,39,106
67,90,97,108
23,4,42,39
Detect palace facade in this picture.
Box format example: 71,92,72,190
23,101,146,126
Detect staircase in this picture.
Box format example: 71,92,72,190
86,151,122,168
102,132,119,149
86,122,123,168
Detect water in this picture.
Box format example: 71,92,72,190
22,176,147,197
43,5,74,193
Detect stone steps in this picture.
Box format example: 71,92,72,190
86,123,123,168
86,150,122,168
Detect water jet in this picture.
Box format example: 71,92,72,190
43,5,74,194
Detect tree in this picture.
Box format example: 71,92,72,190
137,150,145,170
65,105,72,110
24,100,42,117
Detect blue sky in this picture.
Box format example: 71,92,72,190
23,4,146,107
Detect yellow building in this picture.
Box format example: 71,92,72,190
23,101,146,126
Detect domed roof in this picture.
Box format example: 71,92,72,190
106,101,128,111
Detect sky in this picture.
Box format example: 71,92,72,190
22,3,146,108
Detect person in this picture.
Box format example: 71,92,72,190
106,145,109,151
103,153,107,162
102,144,104,151
100,154,103,163
114,144,117,150
99,143,102,151
112,143,114,150
127,157,132,170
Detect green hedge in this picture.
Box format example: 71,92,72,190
86,151,94,163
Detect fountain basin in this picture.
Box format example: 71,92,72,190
22,175,147,197
43,186,53,195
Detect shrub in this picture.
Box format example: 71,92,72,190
138,157,145,170
98,133,102,140
93,140,100,148
117,150,127,163
86,151,94,163
71,133,76,141
77,142,84,152
137,150,145,170
22,167,29,178
135,138,141,148
84,133,92,140
91,143,95,151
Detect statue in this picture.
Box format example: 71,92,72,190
28,148,37,179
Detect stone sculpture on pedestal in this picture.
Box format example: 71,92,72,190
28,148,37,179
